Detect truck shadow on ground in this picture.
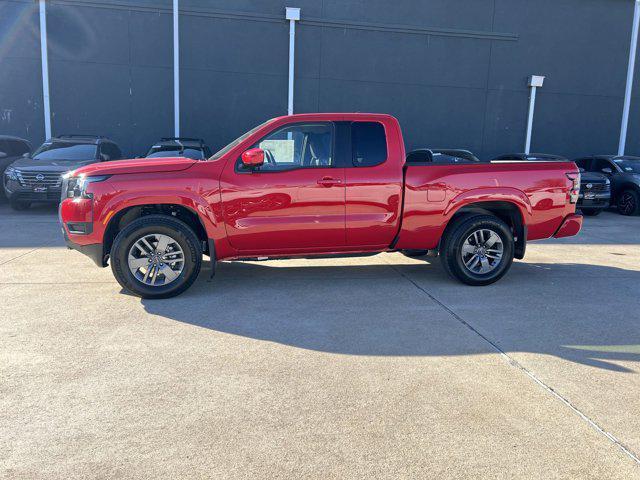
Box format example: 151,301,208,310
141,258,640,373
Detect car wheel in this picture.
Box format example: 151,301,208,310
110,214,202,299
581,208,602,216
9,200,31,211
440,215,514,286
617,190,640,216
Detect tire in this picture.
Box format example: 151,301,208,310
617,189,640,216
581,208,602,217
440,215,514,286
110,215,202,299
10,200,31,211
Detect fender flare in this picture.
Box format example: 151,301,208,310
443,187,532,223
99,191,224,242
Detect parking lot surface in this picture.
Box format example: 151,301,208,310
1,204,639,479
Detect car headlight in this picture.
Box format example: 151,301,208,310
4,167,18,181
605,179,610,185
64,174,110,199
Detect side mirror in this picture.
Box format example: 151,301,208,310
602,167,612,174
578,167,585,173
22,152,29,157
241,148,264,168
0,152,6,159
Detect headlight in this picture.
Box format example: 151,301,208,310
4,167,18,181
64,174,110,199
605,179,610,185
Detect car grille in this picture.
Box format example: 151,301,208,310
581,182,610,192
16,171,63,188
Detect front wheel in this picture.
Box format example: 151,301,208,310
440,215,514,286
581,208,602,216
110,215,202,299
617,190,640,216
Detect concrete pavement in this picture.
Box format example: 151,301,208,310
1,204,639,479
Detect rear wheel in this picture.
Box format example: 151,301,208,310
581,208,602,216
110,215,202,299
617,189,640,216
440,215,514,286
10,200,31,211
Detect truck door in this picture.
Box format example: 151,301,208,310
220,122,346,253
343,121,404,247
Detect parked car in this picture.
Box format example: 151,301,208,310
572,159,611,216
3,135,122,210
60,113,582,298
0,135,32,199
144,137,212,160
574,155,640,216
493,153,567,162
407,148,480,164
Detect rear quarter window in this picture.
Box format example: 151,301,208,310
352,122,387,167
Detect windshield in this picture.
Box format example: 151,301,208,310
146,147,204,160
33,142,97,161
209,120,272,161
613,158,640,173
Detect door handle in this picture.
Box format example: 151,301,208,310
317,177,342,187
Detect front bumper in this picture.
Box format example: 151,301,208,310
553,213,583,239
577,191,610,209
3,178,62,203
63,230,106,267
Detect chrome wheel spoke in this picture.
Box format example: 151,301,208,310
128,233,184,287
461,228,504,276
161,265,179,283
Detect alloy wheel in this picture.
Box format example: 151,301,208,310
460,228,504,275
618,192,636,215
127,233,185,286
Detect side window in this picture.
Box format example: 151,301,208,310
14,141,31,156
100,143,121,161
573,158,590,170
351,122,387,167
592,158,613,173
237,123,333,172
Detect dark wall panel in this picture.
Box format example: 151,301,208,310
46,2,172,156
0,0,44,145
2,0,639,160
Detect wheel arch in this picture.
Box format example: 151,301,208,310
442,199,527,259
103,203,210,264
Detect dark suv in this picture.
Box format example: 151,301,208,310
572,158,611,216
0,135,32,199
144,137,212,160
3,135,122,210
575,155,640,216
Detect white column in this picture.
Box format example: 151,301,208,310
525,75,545,155
39,0,51,139
286,7,300,115
619,0,640,156
173,0,180,137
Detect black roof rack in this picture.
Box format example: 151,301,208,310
160,137,205,145
56,134,106,139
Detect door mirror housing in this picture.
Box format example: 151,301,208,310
242,148,265,168
602,167,613,174
0,151,6,159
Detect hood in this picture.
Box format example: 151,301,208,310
580,171,608,183
73,157,197,177
10,156,98,173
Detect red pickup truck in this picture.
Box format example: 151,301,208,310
60,113,582,298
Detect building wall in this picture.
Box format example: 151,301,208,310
0,0,637,159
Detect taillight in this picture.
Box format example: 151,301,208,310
566,172,580,204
